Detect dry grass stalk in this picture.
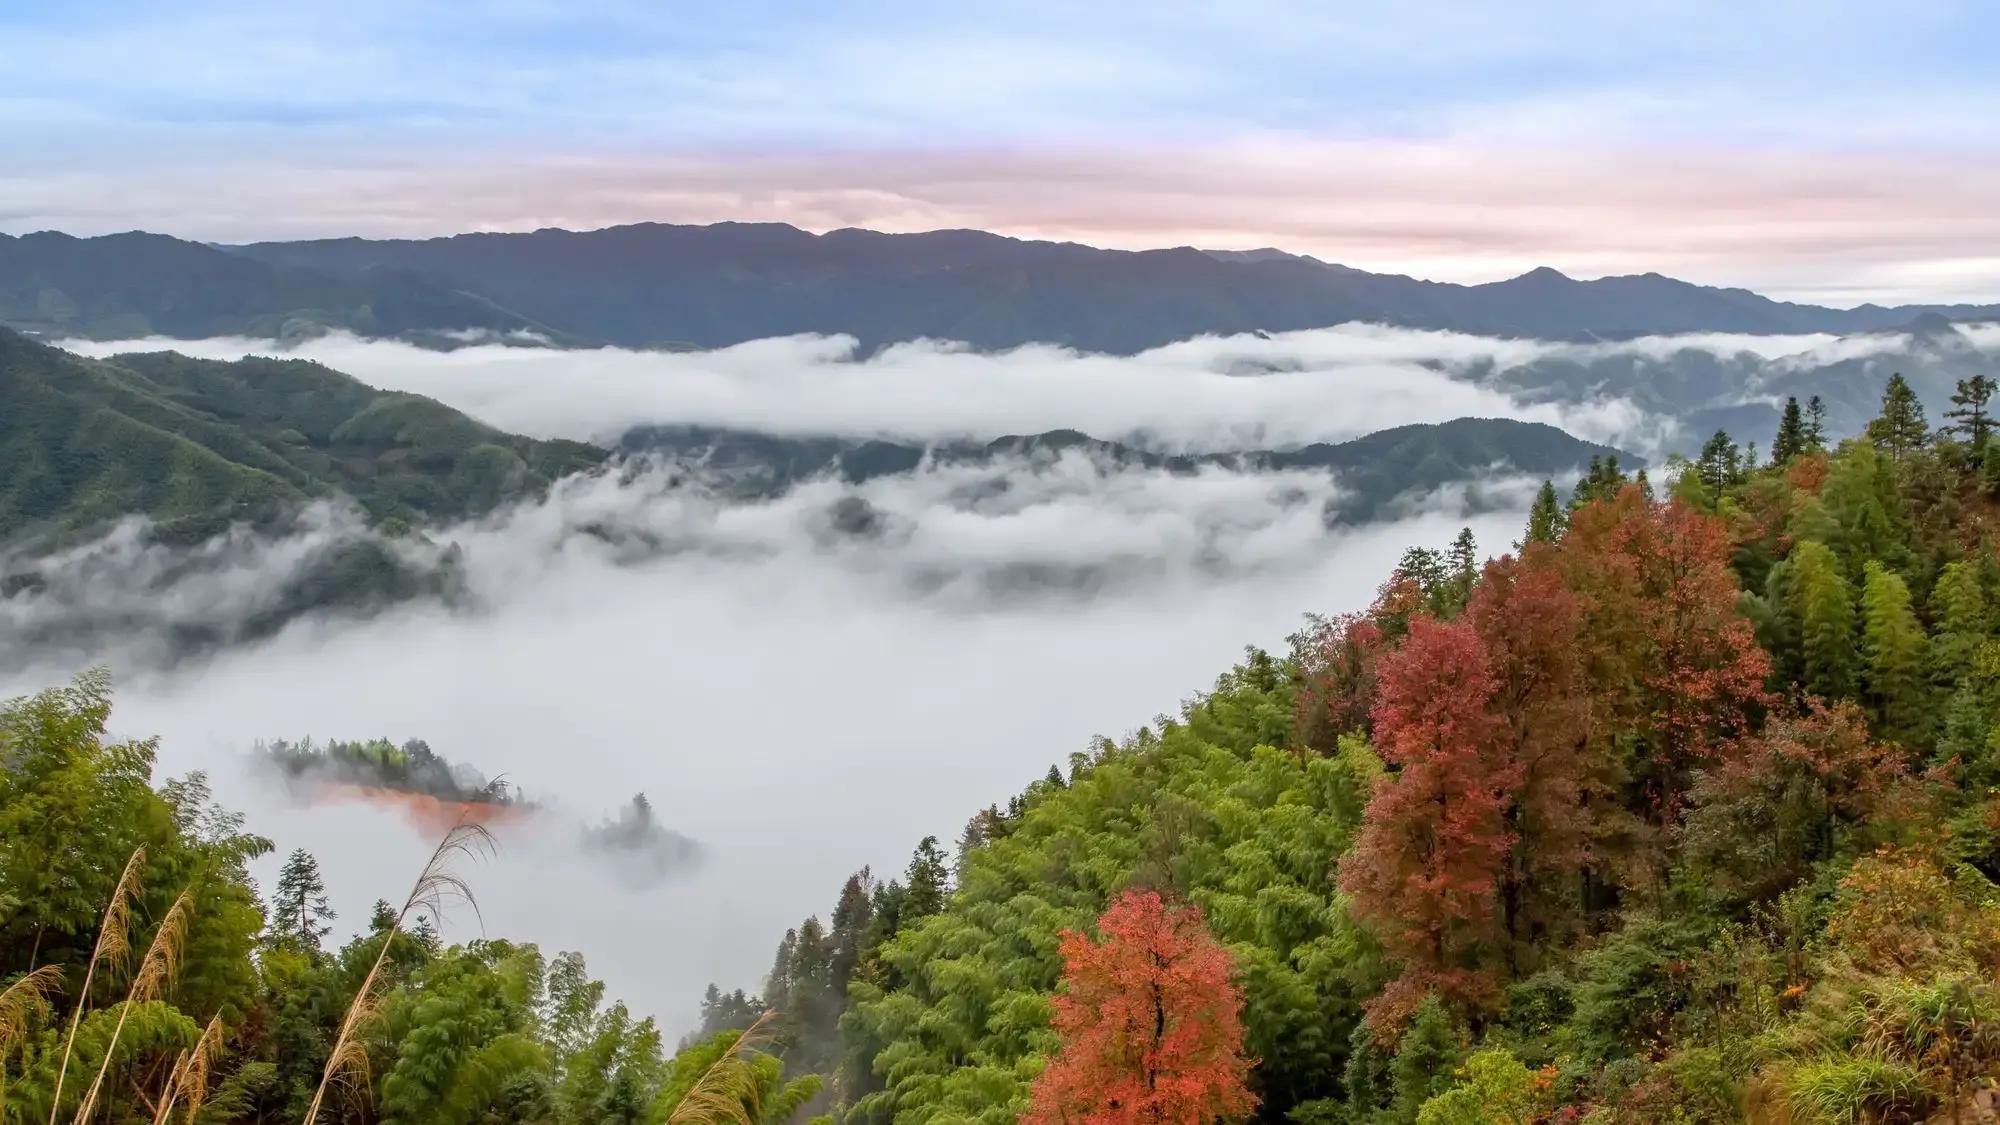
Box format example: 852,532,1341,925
149,1016,223,1125
47,847,145,1125
667,1009,783,1125
72,888,193,1125
301,818,493,1125
0,966,63,1053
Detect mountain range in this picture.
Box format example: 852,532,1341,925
5,223,1998,352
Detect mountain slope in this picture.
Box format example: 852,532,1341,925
0,328,605,542
0,230,555,343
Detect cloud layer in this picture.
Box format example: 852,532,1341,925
0,439,1530,1031
62,323,1833,457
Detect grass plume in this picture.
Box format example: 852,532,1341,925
47,846,145,1125
665,1010,782,1125
301,817,493,1125
72,887,193,1125
0,966,63,1054
149,1015,224,1125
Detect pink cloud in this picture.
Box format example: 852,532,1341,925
7,139,1998,305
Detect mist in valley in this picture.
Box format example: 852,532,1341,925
20,318,1994,1031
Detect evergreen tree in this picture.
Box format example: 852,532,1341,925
1389,996,1463,1123
1867,372,1929,463
1944,374,1997,453
827,868,875,991
1860,561,1929,747
1696,430,1743,500
269,848,335,956
1771,397,1806,464
1445,527,1478,612
1524,481,1565,545
1634,468,1655,503
766,927,797,1002
1789,540,1857,700
1805,395,1828,450
902,836,950,922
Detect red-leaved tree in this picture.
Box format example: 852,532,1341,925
1339,616,1517,1028
1024,890,1257,1124
1467,546,1602,960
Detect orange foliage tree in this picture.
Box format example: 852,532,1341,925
1024,889,1257,1124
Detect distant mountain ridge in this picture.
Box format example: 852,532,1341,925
4,222,1996,353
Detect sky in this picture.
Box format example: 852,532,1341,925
3,4,1999,295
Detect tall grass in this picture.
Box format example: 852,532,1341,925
47,847,145,1125
150,1015,224,1125
0,967,63,1053
667,1010,783,1125
301,818,493,1125
72,888,194,1125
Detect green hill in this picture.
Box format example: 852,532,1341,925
0,327,605,544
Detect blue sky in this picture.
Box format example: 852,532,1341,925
4,1,1999,301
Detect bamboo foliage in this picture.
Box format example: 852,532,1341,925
47,847,145,1125
72,888,194,1125
301,818,493,1125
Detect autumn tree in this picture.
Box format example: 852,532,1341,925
1467,547,1599,963
1340,616,1514,1025
1024,889,1256,1125
1682,701,1906,900
1559,490,1770,820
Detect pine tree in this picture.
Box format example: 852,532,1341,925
1860,562,1929,747
1790,540,1857,700
1867,373,1929,463
1772,397,1806,464
1696,430,1743,501
1524,481,1565,545
1944,374,1997,454
1805,395,1829,450
269,848,335,956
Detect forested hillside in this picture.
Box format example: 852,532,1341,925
3,368,1998,1124
0,328,604,543
730,370,2000,1122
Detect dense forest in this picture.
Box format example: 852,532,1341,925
4,367,2000,1123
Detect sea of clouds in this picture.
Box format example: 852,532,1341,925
11,320,1930,1030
